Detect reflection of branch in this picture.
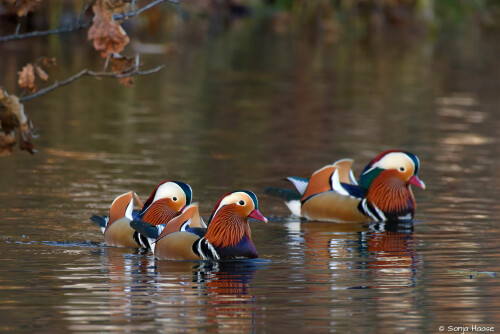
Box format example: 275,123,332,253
0,0,180,43
19,65,165,103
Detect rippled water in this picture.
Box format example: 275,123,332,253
2,13,500,333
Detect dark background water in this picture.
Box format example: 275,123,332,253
1,3,500,333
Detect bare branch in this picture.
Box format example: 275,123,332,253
19,64,166,103
103,54,111,72
115,0,181,20
78,0,94,23
0,22,91,43
0,0,181,43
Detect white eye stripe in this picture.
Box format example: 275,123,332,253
153,182,185,203
371,153,415,172
213,192,253,217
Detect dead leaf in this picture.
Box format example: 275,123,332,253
104,0,130,14
110,54,136,72
18,118,37,154
41,57,57,67
110,54,135,86
18,63,37,93
0,131,16,157
5,0,42,17
88,1,130,58
117,76,133,87
0,89,23,133
0,88,37,156
34,64,49,81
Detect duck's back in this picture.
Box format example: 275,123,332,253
301,191,368,222
155,231,201,260
104,218,138,247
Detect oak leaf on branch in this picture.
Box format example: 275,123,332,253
0,88,37,156
41,57,57,67
5,0,41,17
88,0,130,58
104,0,130,14
18,58,56,92
18,63,37,93
0,131,16,156
110,53,136,87
35,65,49,81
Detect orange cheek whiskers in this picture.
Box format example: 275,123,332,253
142,198,177,226
366,172,414,215
205,209,249,249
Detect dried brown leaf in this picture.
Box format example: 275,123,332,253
0,88,37,155
117,76,133,87
0,132,16,156
88,1,130,58
110,54,135,87
18,63,37,93
0,89,25,133
41,57,57,67
18,119,37,154
34,64,49,81
110,54,135,71
6,0,42,17
104,0,130,14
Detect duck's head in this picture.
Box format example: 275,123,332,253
208,190,268,224
140,180,192,215
359,150,425,190
205,190,267,249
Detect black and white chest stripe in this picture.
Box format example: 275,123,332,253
193,238,220,260
359,198,414,222
133,231,151,249
359,198,387,222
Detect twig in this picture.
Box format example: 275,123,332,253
0,0,181,43
78,0,93,23
115,0,180,20
103,53,111,72
0,22,91,43
19,64,165,103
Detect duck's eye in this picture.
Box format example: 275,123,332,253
399,167,406,172
172,196,178,201
238,200,245,206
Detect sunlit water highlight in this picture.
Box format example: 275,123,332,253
1,14,500,334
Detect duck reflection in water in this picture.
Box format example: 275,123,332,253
67,249,266,332
285,218,419,289
154,259,266,332
363,220,418,288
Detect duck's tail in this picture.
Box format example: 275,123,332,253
264,187,302,217
130,220,161,252
90,215,109,234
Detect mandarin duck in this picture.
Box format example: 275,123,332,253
90,180,193,248
131,190,267,260
265,150,425,222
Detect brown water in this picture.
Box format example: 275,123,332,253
1,15,500,333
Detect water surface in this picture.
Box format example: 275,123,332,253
1,13,500,333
